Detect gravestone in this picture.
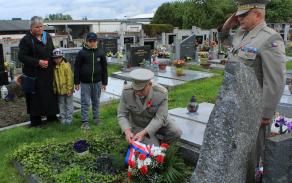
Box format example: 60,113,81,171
182,36,189,41
180,34,196,60
263,133,292,183
130,45,151,67
191,62,264,183
60,48,82,73
157,33,162,44
125,43,131,67
118,28,125,53
124,37,134,44
0,43,9,85
10,47,21,67
98,39,118,55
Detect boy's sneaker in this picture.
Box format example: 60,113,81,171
93,118,103,125
66,122,72,125
81,122,90,130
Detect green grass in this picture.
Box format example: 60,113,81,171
286,61,292,70
0,66,224,182
286,47,292,57
108,63,123,77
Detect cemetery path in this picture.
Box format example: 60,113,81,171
0,98,29,128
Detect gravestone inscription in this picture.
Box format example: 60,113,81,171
191,62,264,183
130,45,151,67
10,47,21,67
180,34,196,60
98,39,118,55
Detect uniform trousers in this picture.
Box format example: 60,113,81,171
255,123,271,168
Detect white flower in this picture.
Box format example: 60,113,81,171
160,147,167,151
137,160,144,169
144,158,152,166
128,167,133,172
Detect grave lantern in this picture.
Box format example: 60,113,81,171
1,85,8,99
187,96,199,115
96,153,114,175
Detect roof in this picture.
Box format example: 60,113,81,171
129,13,154,19
0,20,54,31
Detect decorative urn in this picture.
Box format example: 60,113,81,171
187,96,199,114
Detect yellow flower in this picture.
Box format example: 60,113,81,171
4,62,9,67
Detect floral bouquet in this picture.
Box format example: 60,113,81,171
73,140,90,153
219,51,225,55
208,55,213,60
210,41,217,47
274,116,292,135
173,60,185,67
127,141,185,183
107,51,113,57
4,62,9,67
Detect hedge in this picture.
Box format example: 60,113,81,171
142,24,174,37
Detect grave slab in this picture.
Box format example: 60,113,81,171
277,89,292,117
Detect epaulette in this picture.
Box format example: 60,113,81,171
123,85,132,90
263,27,276,34
153,85,167,94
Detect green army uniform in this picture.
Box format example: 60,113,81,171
117,69,182,146
218,0,286,168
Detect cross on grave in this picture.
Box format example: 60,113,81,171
118,28,125,53
101,41,105,50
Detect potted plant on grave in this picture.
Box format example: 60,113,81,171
140,60,149,67
200,62,211,69
73,140,90,156
158,63,167,70
152,61,159,72
210,41,217,51
106,51,113,62
208,55,213,60
219,51,226,59
200,52,206,58
187,57,192,62
4,62,9,72
175,68,184,76
173,60,185,68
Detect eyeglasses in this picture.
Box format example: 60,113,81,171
238,11,258,18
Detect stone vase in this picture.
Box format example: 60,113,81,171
289,84,292,94
74,149,89,157
219,54,225,59
106,57,111,63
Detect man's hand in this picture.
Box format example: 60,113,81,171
221,13,239,32
132,130,148,143
125,129,134,144
75,84,80,91
261,118,272,128
101,85,106,90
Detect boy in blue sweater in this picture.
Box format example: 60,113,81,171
74,32,108,130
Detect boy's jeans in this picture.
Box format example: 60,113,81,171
58,94,74,123
80,82,101,122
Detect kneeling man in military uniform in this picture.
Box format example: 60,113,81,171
117,69,182,146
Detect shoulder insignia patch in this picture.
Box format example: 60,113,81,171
123,85,132,90
263,27,276,34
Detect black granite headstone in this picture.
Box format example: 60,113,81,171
130,45,151,67
10,46,22,67
196,35,204,44
144,41,154,50
180,34,196,60
0,43,9,85
63,52,78,73
124,37,134,44
98,39,118,55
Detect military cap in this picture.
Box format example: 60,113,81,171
234,0,271,16
129,69,154,91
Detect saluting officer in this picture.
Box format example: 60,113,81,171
117,69,182,146
218,0,286,168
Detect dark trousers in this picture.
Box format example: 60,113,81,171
30,115,58,126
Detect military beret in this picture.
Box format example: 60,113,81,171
129,69,154,91
234,0,271,16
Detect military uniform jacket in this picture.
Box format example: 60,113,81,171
117,83,173,138
218,22,286,118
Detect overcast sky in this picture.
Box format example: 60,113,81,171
0,0,173,20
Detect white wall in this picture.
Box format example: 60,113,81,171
99,22,121,32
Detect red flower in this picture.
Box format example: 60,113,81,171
134,151,140,155
139,154,146,160
128,161,136,168
128,171,132,178
156,155,164,163
140,166,148,175
160,143,169,149
147,101,152,107
195,41,199,46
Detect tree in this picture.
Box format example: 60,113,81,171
47,13,73,20
266,0,292,23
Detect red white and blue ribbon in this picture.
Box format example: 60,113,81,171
125,141,152,165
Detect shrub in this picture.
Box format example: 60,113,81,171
142,24,173,37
